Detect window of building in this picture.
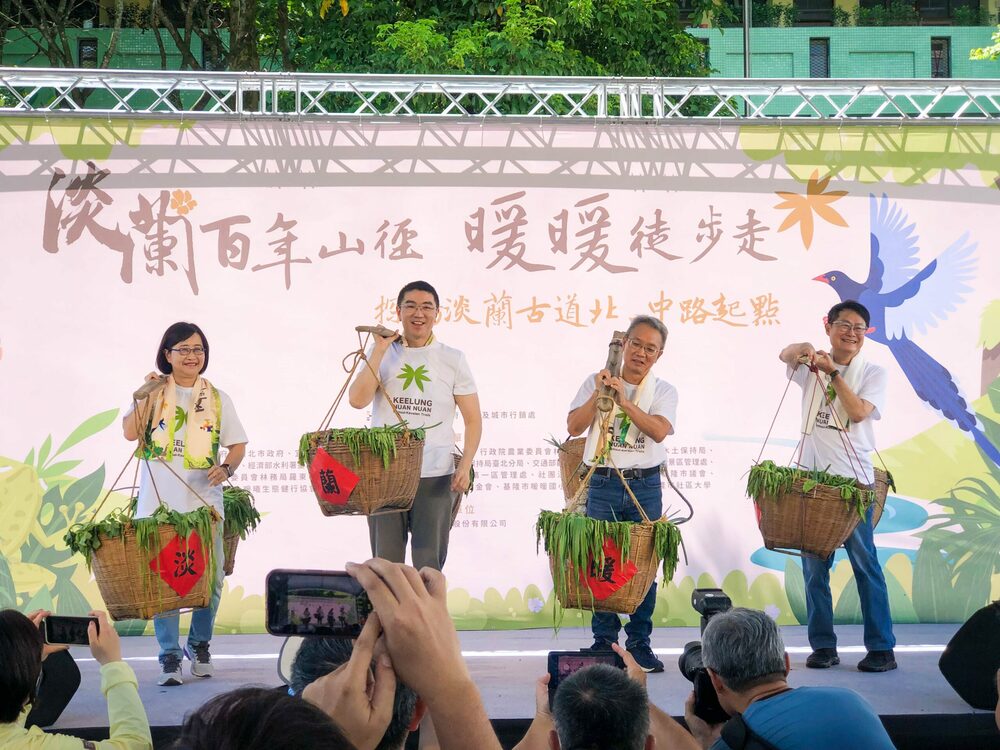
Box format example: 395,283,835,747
796,0,835,25
931,37,951,78
78,38,98,68
809,38,830,78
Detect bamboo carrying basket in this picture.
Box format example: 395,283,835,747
557,437,587,506
222,532,239,576
872,467,891,529
546,460,673,615
552,521,661,615
91,522,215,621
302,431,423,516
752,362,894,558
755,478,866,559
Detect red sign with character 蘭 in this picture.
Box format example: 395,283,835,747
308,447,361,506
579,538,638,600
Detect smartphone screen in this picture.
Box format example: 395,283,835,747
266,569,372,638
43,616,97,646
547,650,625,706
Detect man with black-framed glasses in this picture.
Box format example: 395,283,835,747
349,280,482,571
778,300,896,673
567,315,678,673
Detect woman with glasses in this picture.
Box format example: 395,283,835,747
123,321,248,687
778,300,896,674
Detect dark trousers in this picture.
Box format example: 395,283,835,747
368,473,456,571
585,471,663,649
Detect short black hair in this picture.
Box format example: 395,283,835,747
172,686,356,750
0,609,44,723
155,322,210,375
290,638,417,750
552,664,649,750
828,300,870,327
396,281,439,309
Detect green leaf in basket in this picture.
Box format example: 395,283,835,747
802,479,817,494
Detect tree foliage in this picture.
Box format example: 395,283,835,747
3,0,716,78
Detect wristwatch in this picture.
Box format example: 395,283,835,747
828,370,841,381
221,463,233,478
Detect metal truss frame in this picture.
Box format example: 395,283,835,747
3,67,1000,122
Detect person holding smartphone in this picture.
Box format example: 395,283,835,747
123,321,248,686
0,609,152,750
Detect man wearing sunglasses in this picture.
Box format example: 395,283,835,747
567,315,678,673
778,300,896,673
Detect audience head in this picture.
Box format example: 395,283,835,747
0,609,44,723
701,607,789,709
550,663,652,750
290,637,421,750
173,686,356,750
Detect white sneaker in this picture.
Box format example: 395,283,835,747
158,654,183,686
185,641,214,678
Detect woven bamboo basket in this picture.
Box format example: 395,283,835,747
755,478,866,559
872,468,891,529
91,522,216,621
222,532,239,576
558,437,587,505
550,521,661,615
303,430,424,516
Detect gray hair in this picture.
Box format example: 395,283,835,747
552,664,650,750
701,608,786,693
626,315,668,348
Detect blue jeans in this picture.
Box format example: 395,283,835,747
585,471,663,649
803,504,895,652
155,527,225,661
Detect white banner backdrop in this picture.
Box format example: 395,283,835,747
1,119,998,631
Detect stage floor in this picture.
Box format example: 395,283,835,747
49,622,992,732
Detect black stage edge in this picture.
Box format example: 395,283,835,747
49,715,1000,750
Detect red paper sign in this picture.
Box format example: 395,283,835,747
150,530,206,597
309,447,360,506
580,538,639,600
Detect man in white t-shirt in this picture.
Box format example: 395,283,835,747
567,315,678,673
349,280,482,571
778,300,896,673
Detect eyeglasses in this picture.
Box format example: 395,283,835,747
626,338,662,357
170,347,206,356
830,321,868,335
400,302,438,314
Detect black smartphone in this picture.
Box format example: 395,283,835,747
43,616,97,646
266,569,373,638
547,650,626,707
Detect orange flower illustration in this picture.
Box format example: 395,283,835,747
774,171,847,250
170,189,198,216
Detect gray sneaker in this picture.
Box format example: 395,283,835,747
185,641,214,678
158,653,183,686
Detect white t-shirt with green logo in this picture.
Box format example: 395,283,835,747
570,373,678,470
371,340,477,478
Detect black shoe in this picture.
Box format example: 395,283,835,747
582,637,617,652
806,648,840,669
628,645,664,673
858,650,897,673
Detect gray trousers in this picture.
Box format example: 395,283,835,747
367,473,456,571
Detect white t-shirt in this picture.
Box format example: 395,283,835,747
569,373,678,470
370,340,477,478
125,386,248,518
789,359,887,483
